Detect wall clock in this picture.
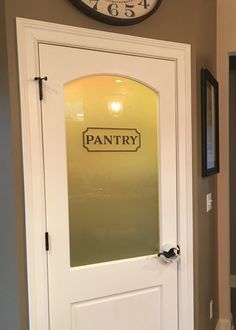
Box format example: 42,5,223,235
69,0,163,25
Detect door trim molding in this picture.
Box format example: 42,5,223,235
16,17,193,330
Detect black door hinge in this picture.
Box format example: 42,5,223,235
34,76,47,101
45,232,49,251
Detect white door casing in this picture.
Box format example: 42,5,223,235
16,18,193,330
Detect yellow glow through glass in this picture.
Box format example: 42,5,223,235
64,75,159,267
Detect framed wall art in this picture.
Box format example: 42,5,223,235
201,68,219,177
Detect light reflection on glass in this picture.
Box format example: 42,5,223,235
111,101,122,113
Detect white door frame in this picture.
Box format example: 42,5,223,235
16,17,193,330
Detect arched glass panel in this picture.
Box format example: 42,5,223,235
64,75,159,267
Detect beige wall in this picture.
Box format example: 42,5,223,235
0,0,22,329
1,0,218,329
217,0,236,323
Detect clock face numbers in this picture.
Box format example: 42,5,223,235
82,0,157,20
68,0,162,25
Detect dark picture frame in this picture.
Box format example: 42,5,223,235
201,68,219,177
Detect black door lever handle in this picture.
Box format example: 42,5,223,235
158,245,180,262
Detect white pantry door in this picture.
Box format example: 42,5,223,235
39,43,178,330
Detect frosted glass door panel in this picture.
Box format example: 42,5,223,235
64,75,159,267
